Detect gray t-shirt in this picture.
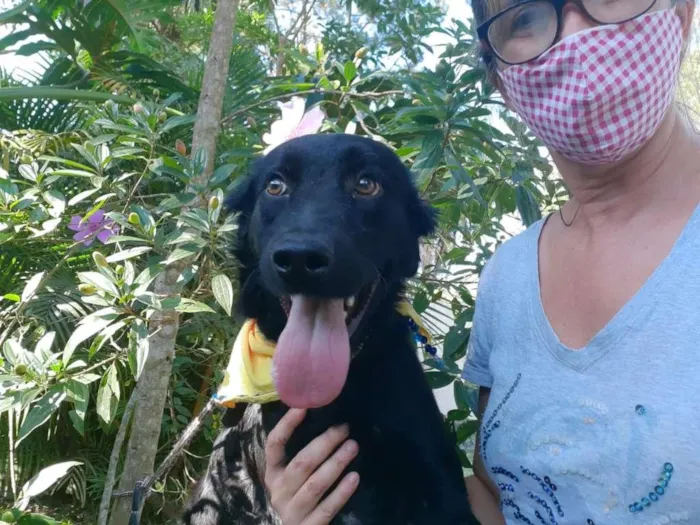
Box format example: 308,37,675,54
462,204,700,525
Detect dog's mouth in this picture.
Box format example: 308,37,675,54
279,282,376,334
273,282,377,409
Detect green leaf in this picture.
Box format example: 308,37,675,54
68,410,85,435
34,332,56,363
453,380,472,412
47,169,97,178
443,325,469,360
0,87,134,105
165,244,200,265
456,420,480,443
17,461,82,507
65,379,89,434
91,320,128,357
178,210,210,232
0,0,33,23
18,386,66,443
208,188,224,224
3,293,20,302
413,131,444,186
516,185,542,227
105,246,152,263
173,298,215,314
105,235,148,244
63,317,118,364
2,339,26,366
212,274,234,316
446,409,470,422
130,319,149,380
43,190,66,214
159,114,196,134
67,189,100,206
18,164,38,182
424,371,455,389
21,272,45,303
96,364,120,425
210,164,236,186
344,61,357,84
412,290,429,314
78,271,120,297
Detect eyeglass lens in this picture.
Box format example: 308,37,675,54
487,0,657,64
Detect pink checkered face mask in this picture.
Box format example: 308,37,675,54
498,9,684,166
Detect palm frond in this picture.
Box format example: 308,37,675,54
223,43,268,114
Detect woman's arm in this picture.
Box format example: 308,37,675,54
465,387,505,525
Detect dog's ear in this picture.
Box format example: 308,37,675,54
225,174,256,214
409,196,437,238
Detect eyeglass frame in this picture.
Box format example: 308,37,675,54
476,0,659,66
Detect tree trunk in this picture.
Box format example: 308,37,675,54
108,1,239,523
191,0,239,180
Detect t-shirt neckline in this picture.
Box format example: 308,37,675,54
527,202,700,372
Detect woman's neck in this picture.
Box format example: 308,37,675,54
554,109,700,232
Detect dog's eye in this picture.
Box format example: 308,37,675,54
266,177,288,196
354,176,381,197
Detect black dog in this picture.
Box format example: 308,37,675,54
183,134,477,525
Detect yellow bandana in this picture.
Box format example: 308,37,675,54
215,300,431,408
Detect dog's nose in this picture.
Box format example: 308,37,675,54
272,244,331,279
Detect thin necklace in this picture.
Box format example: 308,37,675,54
559,202,580,227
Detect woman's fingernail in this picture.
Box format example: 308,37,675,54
344,440,358,455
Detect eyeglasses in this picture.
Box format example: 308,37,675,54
477,0,658,65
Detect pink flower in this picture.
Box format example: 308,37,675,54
68,210,119,246
262,97,325,154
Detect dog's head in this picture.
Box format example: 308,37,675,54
227,134,435,408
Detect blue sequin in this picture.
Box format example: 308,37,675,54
491,466,520,483
527,491,558,525
521,467,564,517
635,404,646,415
628,462,673,512
502,499,537,525
533,510,549,525
484,373,522,431
424,344,437,356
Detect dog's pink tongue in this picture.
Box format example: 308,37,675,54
274,296,350,408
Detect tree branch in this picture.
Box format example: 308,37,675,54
98,390,137,525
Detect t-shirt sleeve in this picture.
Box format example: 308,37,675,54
461,260,495,388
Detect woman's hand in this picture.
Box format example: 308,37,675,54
264,408,361,525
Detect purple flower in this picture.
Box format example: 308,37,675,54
68,210,119,246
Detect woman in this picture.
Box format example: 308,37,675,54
263,0,700,523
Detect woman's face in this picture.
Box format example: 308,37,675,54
483,0,694,72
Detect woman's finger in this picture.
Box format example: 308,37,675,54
291,439,359,513
304,472,360,525
265,408,307,476
281,424,350,499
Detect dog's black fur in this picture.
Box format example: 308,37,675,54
183,134,477,525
